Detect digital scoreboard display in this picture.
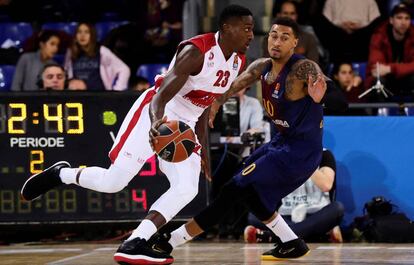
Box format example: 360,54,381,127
0,92,208,224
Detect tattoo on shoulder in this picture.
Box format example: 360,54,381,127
292,60,318,82
248,58,271,78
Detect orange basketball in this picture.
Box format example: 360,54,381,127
153,120,196,163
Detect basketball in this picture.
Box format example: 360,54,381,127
152,120,196,162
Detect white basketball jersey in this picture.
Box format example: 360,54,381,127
155,32,246,125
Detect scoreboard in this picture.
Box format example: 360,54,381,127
0,91,208,224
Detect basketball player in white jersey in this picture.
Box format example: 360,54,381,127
21,5,253,264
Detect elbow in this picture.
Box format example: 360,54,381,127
320,182,333,193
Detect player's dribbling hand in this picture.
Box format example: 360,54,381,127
208,100,221,128
308,73,327,103
149,116,168,149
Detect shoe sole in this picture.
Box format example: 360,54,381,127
261,249,310,261
20,161,70,201
114,253,174,265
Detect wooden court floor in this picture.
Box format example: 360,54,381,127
1,242,414,265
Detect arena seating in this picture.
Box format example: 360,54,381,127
136,64,169,85
95,21,128,41
0,64,15,91
0,22,33,48
41,22,78,36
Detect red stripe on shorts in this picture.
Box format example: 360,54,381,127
109,89,156,163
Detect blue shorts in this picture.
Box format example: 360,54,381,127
233,134,322,213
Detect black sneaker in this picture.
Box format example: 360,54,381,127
114,237,174,265
21,161,70,201
149,232,173,254
261,238,310,261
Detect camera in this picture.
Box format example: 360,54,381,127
364,196,393,217
241,132,265,146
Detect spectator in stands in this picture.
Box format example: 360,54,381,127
332,62,364,103
68,78,87,91
315,0,381,62
64,23,130,91
37,63,66,91
145,0,184,62
365,4,414,102
129,76,150,93
11,31,60,91
244,149,344,243
264,0,320,63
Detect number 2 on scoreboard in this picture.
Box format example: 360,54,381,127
30,150,44,174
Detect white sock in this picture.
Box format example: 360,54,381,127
168,224,193,248
265,214,298,243
59,168,78,184
128,219,158,241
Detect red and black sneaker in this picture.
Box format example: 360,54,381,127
149,232,173,254
21,161,70,201
261,238,310,260
114,237,174,265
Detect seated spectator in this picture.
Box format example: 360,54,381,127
68,78,87,91
365,4,414,102
37,63,66,91
12,30,60,91
332,62,364,103
244,149,344,243
315,0,381,62
263,0,321,64
129,76,150,93
64,22,130,91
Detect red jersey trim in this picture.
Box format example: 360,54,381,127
177,33,217,55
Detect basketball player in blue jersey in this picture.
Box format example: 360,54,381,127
150,17,347,261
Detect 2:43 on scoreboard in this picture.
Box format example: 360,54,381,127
0,102,84,134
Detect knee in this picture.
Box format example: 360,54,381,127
100,168,132,193
332,201,345,218
99,179,129,193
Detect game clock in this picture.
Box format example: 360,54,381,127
0,92,208,224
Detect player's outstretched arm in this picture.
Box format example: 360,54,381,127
209,58,271,128
149,45,204,144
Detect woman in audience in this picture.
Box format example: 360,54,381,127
64,22,130,91
11,30,60,91
332,62,364,103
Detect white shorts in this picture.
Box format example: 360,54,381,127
108,88,201,178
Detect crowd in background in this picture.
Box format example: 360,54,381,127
0,0,413,104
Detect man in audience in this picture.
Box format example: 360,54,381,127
38,63,66,91
365,3,414,102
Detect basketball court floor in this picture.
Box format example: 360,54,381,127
1,242,414,265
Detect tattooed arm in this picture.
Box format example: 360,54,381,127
208,58,271,128
289,59,348,110
288,59,327,103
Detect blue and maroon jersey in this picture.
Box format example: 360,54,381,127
260,54,323,147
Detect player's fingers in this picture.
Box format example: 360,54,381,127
308,74,313,86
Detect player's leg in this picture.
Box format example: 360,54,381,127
153,179,254,253
238,155,310,260
114,152,201,264
21,89,155,200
